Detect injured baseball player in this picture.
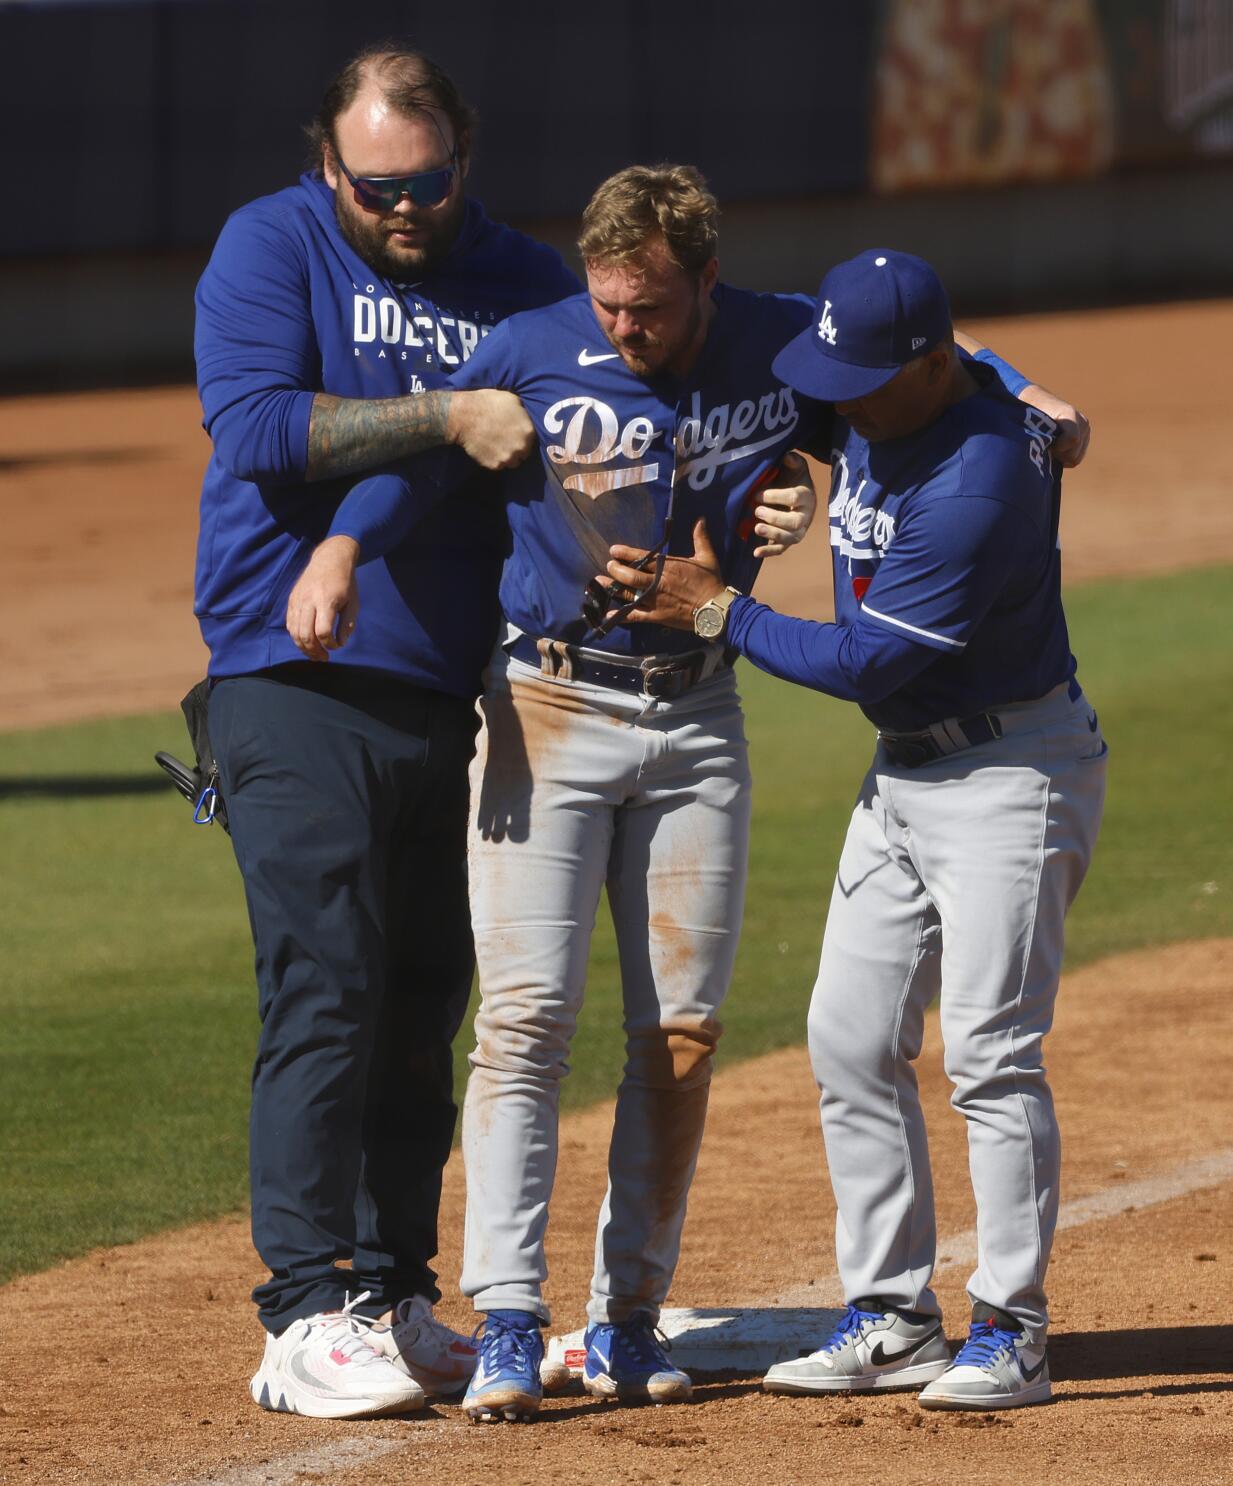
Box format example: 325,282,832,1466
605,248,1106,1414
287,179,1082,1422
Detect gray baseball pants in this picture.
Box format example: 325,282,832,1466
810,681,1107,1343
460,649,752,1326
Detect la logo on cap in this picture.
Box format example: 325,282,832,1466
772,248,952,403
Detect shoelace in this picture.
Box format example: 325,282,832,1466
312,1290,386,1366
390,1297,465,1346
479,1317,541,1373
952,1320,1020,1368
615,1315,676,1369
821,1305,883,1355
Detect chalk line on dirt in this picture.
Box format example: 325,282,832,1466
176,1426,469,1486
174,1145,1233,1486
767,1147,1233,1308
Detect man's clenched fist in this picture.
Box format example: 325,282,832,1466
447,388,537,470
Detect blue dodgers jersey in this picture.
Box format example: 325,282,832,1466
447,283,824,656
194,173,579,693
825,374,1075,729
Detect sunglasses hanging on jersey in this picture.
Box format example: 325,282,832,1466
581,525,674,636
580,450,784,634
580,436,682,638
334,151,458,212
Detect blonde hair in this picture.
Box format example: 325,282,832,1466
578,163,719,277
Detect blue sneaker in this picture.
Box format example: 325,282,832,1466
462,1312,544,1423
583,1313,692,1404
918,1311,1050,1411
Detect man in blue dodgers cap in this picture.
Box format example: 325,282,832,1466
604,248,1108,1412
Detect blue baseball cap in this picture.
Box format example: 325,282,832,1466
772,249,953,402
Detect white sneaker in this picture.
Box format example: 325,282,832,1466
917,1314,1051,1411
763,1304,951,1394
250,1291,427,1418
370,1295,479,1397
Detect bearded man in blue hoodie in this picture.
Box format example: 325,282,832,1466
193,45,580,1419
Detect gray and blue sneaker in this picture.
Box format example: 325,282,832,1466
763,1302,951,1394
918,1307,1050,1411
583,1313,692,1404
462,1311,544,1423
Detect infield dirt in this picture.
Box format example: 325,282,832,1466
2,940,1230,1486
1,301,1230,1484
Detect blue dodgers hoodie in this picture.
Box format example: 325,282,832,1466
193,172,579,696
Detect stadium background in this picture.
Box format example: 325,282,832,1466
2,2,1232,1483
4,0,1233,385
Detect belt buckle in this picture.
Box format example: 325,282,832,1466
881,732,938,769
640,661,686,700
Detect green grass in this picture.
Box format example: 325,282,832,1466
0,721,255,1279
1,564,1230,1282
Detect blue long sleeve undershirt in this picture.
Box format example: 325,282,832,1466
725,596,937,705
971,346,1029,397
326,464,455,558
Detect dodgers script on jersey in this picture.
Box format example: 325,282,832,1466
446,284,824,657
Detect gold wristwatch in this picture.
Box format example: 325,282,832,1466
692,586,741,640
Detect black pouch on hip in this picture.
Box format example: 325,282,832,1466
153,679,230,835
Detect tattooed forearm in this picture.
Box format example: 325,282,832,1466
305,390,452,481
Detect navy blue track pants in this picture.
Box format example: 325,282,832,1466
209,664,477,1333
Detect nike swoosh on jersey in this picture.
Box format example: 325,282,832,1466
1087,712,1099,732
868,1330,940,1366
578,349,620,365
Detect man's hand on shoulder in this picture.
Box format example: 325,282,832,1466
752,450,816,557
286,535,361,662
447,389,537,471
1018,384,1091,469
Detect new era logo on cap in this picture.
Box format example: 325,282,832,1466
774,249,953,402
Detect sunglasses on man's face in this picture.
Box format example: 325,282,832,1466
334,151,458,212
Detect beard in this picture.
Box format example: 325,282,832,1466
612,342,658,376
605,287,707,379
333,188,465,283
